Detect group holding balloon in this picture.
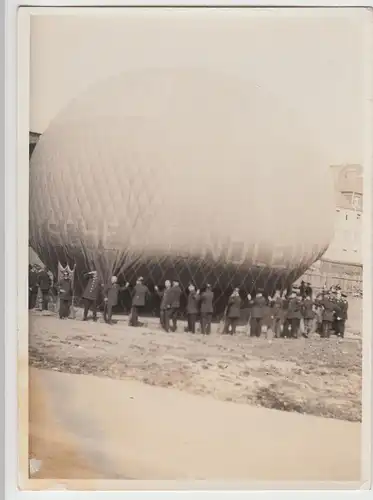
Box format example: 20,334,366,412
29,266,349,339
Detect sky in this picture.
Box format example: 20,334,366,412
29,8,368,166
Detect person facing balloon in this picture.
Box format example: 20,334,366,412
82,270,102,322
164,280,182,333
200,284,214,335
249,289,266,337
155,280,172,331
129,277,149,327
103,276,129,325
58,270,73,320
186,284,200,334
224,288,242,335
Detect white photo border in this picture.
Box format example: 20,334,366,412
3,0,373,498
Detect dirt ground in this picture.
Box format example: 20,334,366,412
28,310,362,422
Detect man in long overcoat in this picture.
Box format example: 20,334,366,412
103,276,128,324
250,289,267,337
82,270,102,322
285,290,302,338
186,284,200,333
224,288,241,335
58,270,73,319
37,266,52,311
301,295,315,337
200,284,214,335
155,280,172,331
130,277,149,327
269,290,285,338
164,280,182,332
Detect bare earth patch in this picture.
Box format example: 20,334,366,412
28,311,362,422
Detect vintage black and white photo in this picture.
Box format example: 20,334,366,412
20,6,370,487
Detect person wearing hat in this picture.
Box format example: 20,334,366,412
319,290,337,338
37,265,52,311
28,264,39,310
224,288,242,334
305,282,313,299
103,276,129,325
82,270,102,322
301,294,315,337
285,289,302,338
155,280,172,331
164,280,182,332
269,290,285,338
334,291,348,338
186,284,200,333
249,289,267,337
129,277,149,327
58,270,73,319
200,284,214,335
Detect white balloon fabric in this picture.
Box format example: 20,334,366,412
29,69,334,293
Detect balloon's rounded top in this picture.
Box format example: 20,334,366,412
30,69,334,288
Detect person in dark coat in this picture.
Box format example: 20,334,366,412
186,284,200,333
37,266,51,311
200,284,214,335
130,277,149,327
58,271,73,319
320,292,337,338
285,290,302,338
155,280,172,331
334,291,348,338
164,280,182,332
28,265,39,310
103,276,129,324
250,289,267,337
82,270,102,322
224,288,241,334
299,281,306,299
301,295,315,337
269,290,285,338
305,282,313,298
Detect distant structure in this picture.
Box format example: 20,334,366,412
299,164,363,294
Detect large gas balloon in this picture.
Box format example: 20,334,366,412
29,69,334,294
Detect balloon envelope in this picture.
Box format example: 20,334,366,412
29,69,334,295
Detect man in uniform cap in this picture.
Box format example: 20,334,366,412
285,288,302,338
200,284,214,335
28,264,39,310
269,290,285,338
37,265,52,311
301,294,315,337
130,277,149,327
103,276,129,325
320,290,337,338
249,288,267,337
334,291,348,338
155,280,172,331
224,288,242,334
82,270,102,321
58,270,73,319
186,284,200,333
164,280,182,332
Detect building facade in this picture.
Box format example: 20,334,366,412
300,164,363,294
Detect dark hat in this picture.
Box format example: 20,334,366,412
342,293,347,298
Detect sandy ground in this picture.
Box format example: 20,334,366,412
29,311,362,421
27,310,362,483
28,367,361,483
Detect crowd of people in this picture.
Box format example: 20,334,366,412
29,264,350,339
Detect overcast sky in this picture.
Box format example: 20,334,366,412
30,8,367,166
